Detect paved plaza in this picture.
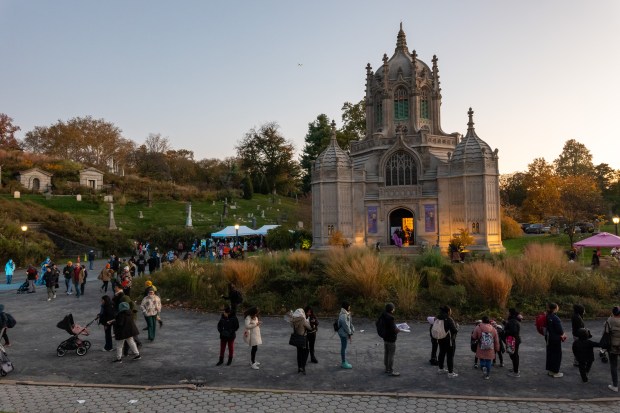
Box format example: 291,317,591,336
1,261,619,412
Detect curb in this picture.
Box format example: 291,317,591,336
3,380,619,403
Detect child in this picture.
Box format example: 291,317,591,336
572,327,600,382
491,320,506,367
217,305,239,366
471,320,482,369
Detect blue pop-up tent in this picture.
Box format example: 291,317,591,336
211,225,258,238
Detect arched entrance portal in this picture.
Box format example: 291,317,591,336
389,208,414,246
32,178,40,192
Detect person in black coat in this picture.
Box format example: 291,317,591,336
503,308,522,377
380,303,401,376
571,304,586,366
221,283,243,315
107,301,141,363
304,306,319,364
436,305,459,377
216,305,239,366
98,295,115,352
545,302,567,377
41,265,58,301
572,328,600,382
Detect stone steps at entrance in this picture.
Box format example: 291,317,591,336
379,245,424,256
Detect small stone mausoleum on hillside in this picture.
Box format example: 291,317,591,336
311,24,504,254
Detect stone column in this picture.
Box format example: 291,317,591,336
186,202,193,228
108,203,117,230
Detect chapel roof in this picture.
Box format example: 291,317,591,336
450,108,495,163
314,121,351,171
374,24,431,80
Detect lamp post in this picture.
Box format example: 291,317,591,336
21,225,28,247
234,224,239,246
613,216,619,236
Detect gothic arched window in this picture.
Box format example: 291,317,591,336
394,87,409,120
385,151,417,186
420,89,430,119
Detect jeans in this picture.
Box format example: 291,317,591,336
65,278,72,293
610,353,618,387
384,341,396,372
296,346,309,369
6,274,12,284
307,332,317,361
479,358,492,375
89,261,94,270
145,315,157,340
73,281,81,298
340,335,348,362
28,279,35,292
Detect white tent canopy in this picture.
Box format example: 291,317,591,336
211,225,258,238
254,224,280,235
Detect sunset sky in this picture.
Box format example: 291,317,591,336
1,0,618,174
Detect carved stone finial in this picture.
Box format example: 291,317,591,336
383,53,388,64
467,108,475,131
366,63,372,75
432,54,438,67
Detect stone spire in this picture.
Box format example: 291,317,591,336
432,55,441,94
395,22,408,53
467,107,475,134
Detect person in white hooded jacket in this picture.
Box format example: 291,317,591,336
290,308,311,374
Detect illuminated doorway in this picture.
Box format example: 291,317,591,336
388,208,415,246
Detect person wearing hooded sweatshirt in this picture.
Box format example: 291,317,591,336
503,308,522,377
217,305,239,366
606,306,620,392
571,304,586,366
107,301,141,363
290,308,311,374
337,302,355,369
472,316,500,380
379,303,401,376
4,259,15,284
436,305,459,378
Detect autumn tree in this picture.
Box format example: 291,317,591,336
236,122,300,195
521,158,561,222
22,116,125,169
558,175,605,245
554,139,595,177
0,114,21,150
499,172,527,208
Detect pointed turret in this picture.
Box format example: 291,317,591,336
450,108,495,164
395,22,408,53
432,55,441,94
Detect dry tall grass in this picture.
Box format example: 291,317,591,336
502,243,567,296
316,285,338,313
456,261,513,309
393,270,421,314
287,251,312,273
222,260,262,291
324,246,397,300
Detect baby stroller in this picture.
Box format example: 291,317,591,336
16,281,29,294
0,327,14,377
55,314,96,357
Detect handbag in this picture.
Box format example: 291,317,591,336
289,332,306,348
600,322,612,351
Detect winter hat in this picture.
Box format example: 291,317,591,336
385,303,395,313
613,306,620,316
118,302,130,312
145,281,153,287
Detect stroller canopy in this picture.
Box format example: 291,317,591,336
56,314,75,335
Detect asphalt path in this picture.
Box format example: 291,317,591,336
0,259,619,401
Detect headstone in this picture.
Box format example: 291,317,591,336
212,200,216,206
278,199,281,205
298,221,303,229
247,213,251,218
223,202,228,217
45,192,52,200
261,210,265,218
147,187,152,208
251,217,256,228
104,195,113,203
257,205,261,210
186,202,193,228
219,214,223,226
139,211,144,219
76,194,82,202
108,203,117,230
13,191,20,199
230,205,236,210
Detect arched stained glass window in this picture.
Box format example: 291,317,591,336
420,89,430,119
385,151,417,186
394,87,409,120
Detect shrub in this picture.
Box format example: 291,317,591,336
415,249,447,270
265,226,293,250
222,260,262,292
502,243,567,296
393,270,421,314
456,261,513,309
501,215,523,240
328,230,349,247
323,246,396,301
287,251,312,273
315,285,338,313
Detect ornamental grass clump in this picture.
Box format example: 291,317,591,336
502,243,565,296
222,259,262,292
393,269,421,314
287,250,312,273
324,246,397,301
456,261,512,310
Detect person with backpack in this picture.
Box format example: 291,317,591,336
472,316,500,380
571,304,586,367
337,301,355,369
222,282,243,315
433,305,459,378
304,306,319,364
216,305,239,366
377,303,400,376
503,308,522,377
545,302,567,378
0,304,16,347
605,306,620,392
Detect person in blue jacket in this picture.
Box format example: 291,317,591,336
4,259,15,284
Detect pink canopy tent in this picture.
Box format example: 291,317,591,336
573,232,620,248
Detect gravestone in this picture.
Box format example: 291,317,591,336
251,217,256,228
108,203,117,230
139,211,144,219
13,191,20,199
261,210,265,218
186,203,193,228
298,221,303,229
76,194,82,202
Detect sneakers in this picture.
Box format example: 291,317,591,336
473,363,479,369
341,361,352,369
112,359,122,363
508,372,521,377
482,366,488,378
53,294,56,298
102,348,113,352
251,362,260,370
132,355,141,360
548,372,563,378
389,371,401,377
447,372,458,378
250,361,261,366
437,368,448,374
608,385,619,392
47,298,51,301
310,357,318,364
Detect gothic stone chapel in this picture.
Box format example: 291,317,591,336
311,25,504,254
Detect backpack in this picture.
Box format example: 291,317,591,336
431,318,447,340
376,316,386,339
535,312,547,336
479,330,494,350
2,313,16,329
333,319,340,332
506,335,516,354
